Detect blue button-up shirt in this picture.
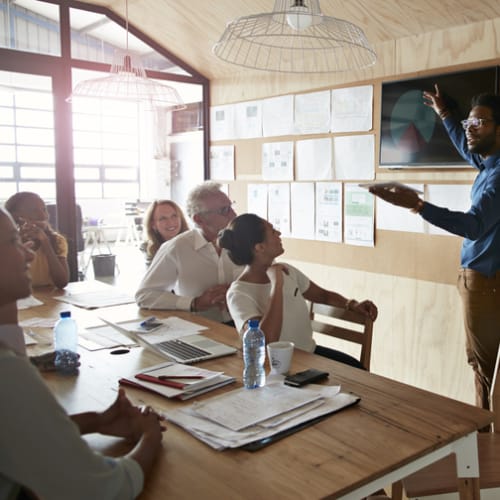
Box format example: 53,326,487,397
420,117,500,277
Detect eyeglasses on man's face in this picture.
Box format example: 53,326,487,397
201,202,235,217
460,117,494,130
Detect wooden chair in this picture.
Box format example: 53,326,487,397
309,302,374,371
392,347,500,499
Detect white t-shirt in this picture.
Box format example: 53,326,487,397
0,334,143,500
135,228,242,323
226,263,315,352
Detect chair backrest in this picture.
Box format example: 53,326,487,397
309,302,374,371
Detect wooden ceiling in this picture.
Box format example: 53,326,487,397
80,0,500,81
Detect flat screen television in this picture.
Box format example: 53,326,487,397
379,67,499,167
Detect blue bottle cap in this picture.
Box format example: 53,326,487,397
248,319,259,328
60,311,71,318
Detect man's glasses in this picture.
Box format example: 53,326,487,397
201,202,235,216
460,117,493,130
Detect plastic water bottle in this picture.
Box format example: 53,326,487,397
243,319,266,389
54,311,79,375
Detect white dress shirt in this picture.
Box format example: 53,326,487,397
135,228,243,323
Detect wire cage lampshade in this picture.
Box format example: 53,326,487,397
213,0,376,73
69,49,185,109
68,0,185,109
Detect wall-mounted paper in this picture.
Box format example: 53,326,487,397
268,183,291,237
210,145,235,181
331,85,373,133
294,90,331,134
235,100,263,139
334,135,375,180
344,184,374,247
375,184,425,233
247,184,268,220
262,95,294,137
262,141,294,181
210,104,235,141
290,182,315,240
296,137,332,181
315,182,343,242
426,184,472,236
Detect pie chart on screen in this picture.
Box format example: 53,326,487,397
390,90,437,153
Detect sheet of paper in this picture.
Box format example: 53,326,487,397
331,84,373,133
426,184,472,235
79,324,137,350
210,145,234,180
375,184,425,233
315,182,343,242
262,95,294,137
268,183,291,237
294,90,331,134
290,182,315,240
167,385,358,450
191,384,323,431
333,135,375,180
234,100,262,139
247,183,268,219
17,295,43,309
262,141,294,181
296,137,333,181
344,183,374,247
54,290,135,309
210,104,235,140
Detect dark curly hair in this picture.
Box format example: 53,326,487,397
217,213,266,266
471,93,500,125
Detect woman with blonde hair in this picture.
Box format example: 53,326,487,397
5,191,69,288
142,200,189,264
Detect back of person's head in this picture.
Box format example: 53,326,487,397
186,181,223,219
217,213,265,266
5,191,48,223
471,93,500,124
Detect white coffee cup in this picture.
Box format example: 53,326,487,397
267,341,294,375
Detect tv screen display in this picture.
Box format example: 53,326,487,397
380,67,499,167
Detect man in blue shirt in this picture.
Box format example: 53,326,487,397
370,87,500,411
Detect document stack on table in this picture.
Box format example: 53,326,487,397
166,383,360,450
119,361,235,401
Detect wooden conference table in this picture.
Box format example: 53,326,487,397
24,283,492,500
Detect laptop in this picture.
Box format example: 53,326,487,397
100,317,237,364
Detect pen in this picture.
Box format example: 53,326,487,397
294,288,298,296
158,375,204,380
140,316,156,327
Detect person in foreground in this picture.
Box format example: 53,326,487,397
369,88,500,410
141,199,189,265
136,181,243,323
218,213,378,366
5,191,69,288
0,207,165,499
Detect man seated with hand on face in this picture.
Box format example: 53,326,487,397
0,206,165,500
136,181,243,324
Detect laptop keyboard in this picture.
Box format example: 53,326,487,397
157,339,210,361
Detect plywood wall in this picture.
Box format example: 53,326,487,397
210,18,500,404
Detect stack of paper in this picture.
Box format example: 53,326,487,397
119,361,235,401
166,383,360,450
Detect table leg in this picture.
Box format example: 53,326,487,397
455,432,480,500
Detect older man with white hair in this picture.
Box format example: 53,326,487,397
136,181,242,323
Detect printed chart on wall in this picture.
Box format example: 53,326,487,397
344,184,374,246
